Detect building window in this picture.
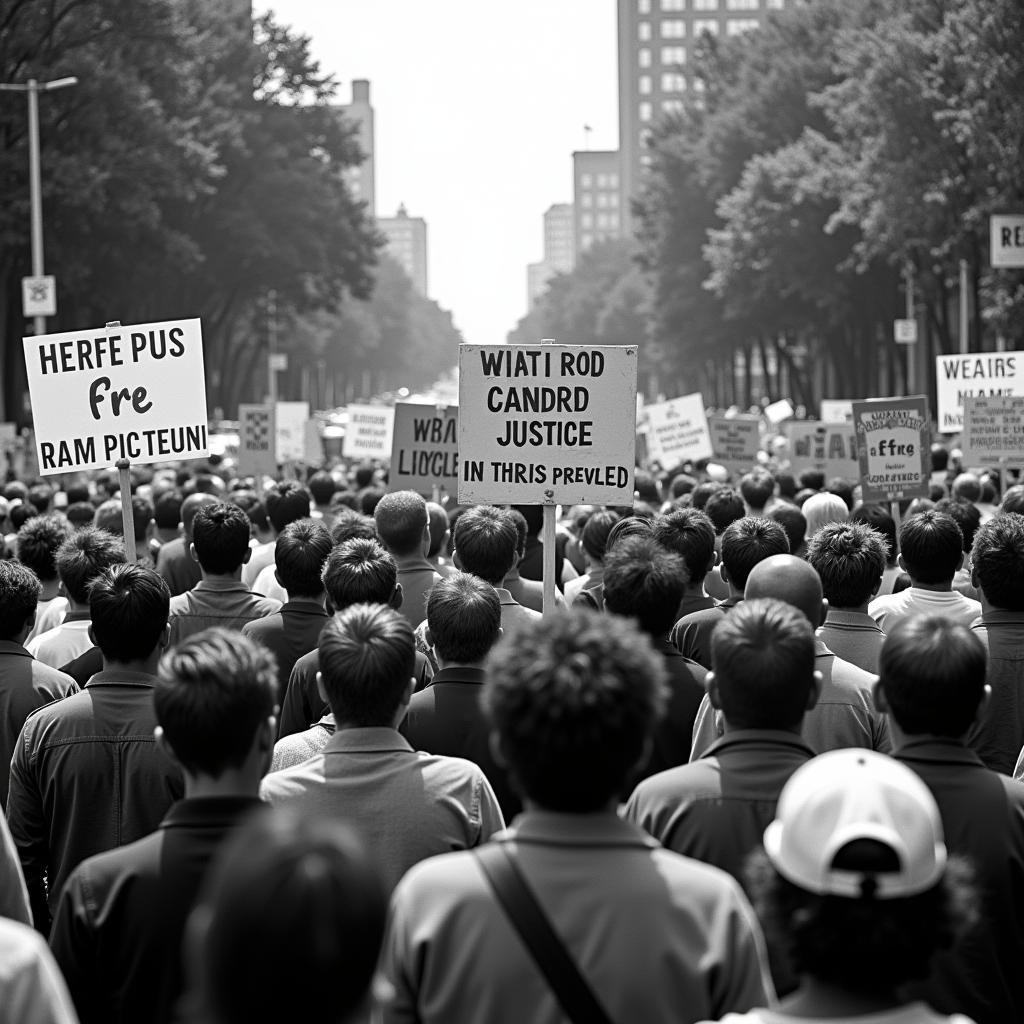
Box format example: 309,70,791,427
596,213,608,229
638,47,651,68
638,0,651,10
581,193,592,207
608,193,620,208
693,18,720,34
609,213,620,230
639,101,653,122
597,173,608,187
608,173,619,187
581,213,593,229
638,74,652,95
638,20,651,40
662,98,686,115
596,193,608,208
581,173,592,187
726,17,759,33
661,19,685,38
581,232,593,248
727,0,759,7
660,0,685,9
661,72,686,91
693,0,718,7
766,0,783,6
661,45,686,64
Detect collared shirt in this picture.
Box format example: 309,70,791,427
260,727,504,892
896,737,1024,1024
969,611,1024,776
395,557,443,631
381,811,775,1024
670,597,742,669
495,587,543,634
241,598,329,702
501,570,567,614
166,578,280,648
7,670,184,930
0,917,79,1024
868,586,981,631
49,795,261,1024
0,642,78,807
26,618,92,670
674,590,717,621
154,536,202,598
564,566,603,606
817,608,886,674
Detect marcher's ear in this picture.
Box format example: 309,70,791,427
189,542,200,564
316,671,327,703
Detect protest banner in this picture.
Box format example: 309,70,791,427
820,399,854,424
343,404,395,459
389,402,459,498
23,318,207,477
275,401,309,463
708,415,760,478
935,351,1023,433
237,404,277,478
645,393,713,468
960,395,1024,469
764,398,795,425
781,421,859,482
852,396,931,503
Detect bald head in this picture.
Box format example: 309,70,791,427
744,554,825,628
182,493,219,539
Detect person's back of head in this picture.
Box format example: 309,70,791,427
633,470,662,506
690,481,721,511
710,598,816,730
0,560,41,642
826,478,855,512
603,536,687,637
971,513,1024,612
192,807,386,1024
89,562,170,664
806,521,887,611
721,516,790,592
670,473,698,499
181,492,219,542
581,510,620,566
27,484,52,514
66,502,96,530
64,483,90,505
930,443,950,473
264,481,311,535
155,628,277,777
373,490,429,558
951,472,982,504
318,604,415,726
849,504,897,566
898,510,963,585
483,608,666,812
353,464,375,490
768,504,807,559
94,495,153,543
740,470,775,513
426,572,501,665
744,553,824,628
307,471,336,508
934,498,981,555
511,503,543,538
604,513,654,553
16,514,71,583
56,526,126,606
3,482,28,503
330,509,378,546
191,503,252,576
651,507,715,587
9,503,38,532
358,488,385,517
154,490,184,533
802,492,849,543
425,501,449,559
452,506,518,585
1000,485,1024,516
704,487,745,535
798,469,825,492
321,538,398,610
274,519,332,599
775,473,798,500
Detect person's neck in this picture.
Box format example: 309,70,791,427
436,656,486,673
832,602,869,615
286,591,326,607
38,579,61,602
721,716,804,738
201,568,243,583
156,527,178,544
685,581,708,597
65,598,91,617
391,550,426,569
522,796,618,815
910,577,953,593
782,977,902,1017
184,765,263,800
978,591,1013,617
889,718,965,751
503,565,521,583
100,653,161,676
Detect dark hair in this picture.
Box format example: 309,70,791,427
652,508,715,586
65,483,90,505
483,609,666,812
826,478,855,511
191,503,252,575
934,498,981,554
690,482,721,511
704,488,745,534
16,514,71,581
55,527,126,604
426,573,501,664
88,563,170,662
233,491,269,533
711,599,815,730
775,473,797,500
197,808,386,1024
274,520,332,598
879,616,987,737
633,470,661,505
1001,485,1024,516
971,513,1024,612
27,484,52,513
768,505,807,557
581,510,620,562
156,628,277,774
93,496,153,542
849,504,897,564
952,473,982,504
721,517,790,590
930,443,950,472
453,506,518,584
358,488,385,516
318,604,415,725
605,514,654,552
602,537,687,637
373,491,428,557
670,473,697,498
798,469,825,491
0,560,41,640
66,502,96,529
512,504,543,537
154,490,184,531
321,539,397,609
353,464,375,489
899,510,963,584
426,502,449,558
806,522,887,609
307,471,336,506
330,490,361,513
10,503,39,531
740,470,775,511
329,509,378,546
264,482,311,534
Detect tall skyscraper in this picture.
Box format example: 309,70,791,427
339,79,376,214
378,205,428,296
544,203,575,272
572,150,622,258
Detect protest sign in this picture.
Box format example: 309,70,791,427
781,421,859,482
708,415,760,478
390,403,459,497
237,404,277,477
23,318,207,476
820,400,854,424
852,396,931,502
458,343,637,505
645,393,713,468
991,214,1024,268
343,404,395,460
764,398,795,425
935,351,1023,433
275,401,309,462
961,395,1024,468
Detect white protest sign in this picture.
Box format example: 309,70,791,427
237,404,277,477
820,399,854,424
961,395,1024,467
23,318,208,476
390,403,459,497
275,401,309,462
22,276,56,317
764,398,794,424
645,393,713,468
991,215,1024,268
343,404,395,459
852,396,931,503
782,421,859,482
935,351,1023,433
458,344,637,505
707,415,760,478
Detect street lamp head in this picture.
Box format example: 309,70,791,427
43,77,78,91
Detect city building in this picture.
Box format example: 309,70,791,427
572,150,622,258
544,203,575,272
527,261,558,310
378,204,428,296
338,79,376,214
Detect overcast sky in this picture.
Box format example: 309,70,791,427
262,0,618,354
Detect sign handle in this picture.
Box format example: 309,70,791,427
542,499,557,618
890,501,902,540
101,322,135,563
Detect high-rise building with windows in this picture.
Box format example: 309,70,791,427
617,0,786,218
338,79,376,214
377,204,428,296
572,150,622,258
525,203,576,310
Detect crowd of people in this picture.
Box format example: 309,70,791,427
0,446,1021,1024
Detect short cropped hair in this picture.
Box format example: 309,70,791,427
704,488,746,535
191,503,252,574
426,573,501,664
16,514,71,581
690,482,721,511
935,498,981,554
721,517,790,590
899,510,963,585
581,510,620,562
879,616,987,737
88,563,170,662
952,473,982,503
373,491,428,557
0,561,41,640
307,471,336,506
849,504,897,563
153,489,183,531
321,539,397,609
670,473,697,498
264,482,311,534
798,469,825,491
652,508,715,586
806,522,887,609
93,495,153,542
971,513,1024,612
483,609,667,812
55,527,126,605
329,509,378,546
233,491,268,533
768,505,807,557
27,484,52,513
66,502,96,529
453,506,518,584
711,598,815,730
826,478,855,512
318,604,415,725
1001,485,1024,516
274,520,332,598
605,514,654,552
155,628,277,775
740,470,775,511
603,537,688,637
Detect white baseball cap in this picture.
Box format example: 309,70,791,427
763,749,947,899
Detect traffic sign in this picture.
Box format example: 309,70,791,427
893,319,917,344
22,276,56,317
991,215,1024,268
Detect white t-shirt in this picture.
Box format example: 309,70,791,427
868,587,981,631
710,1004,974,1024
27,597,68,643
26,619,92,669
252,562,287,604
